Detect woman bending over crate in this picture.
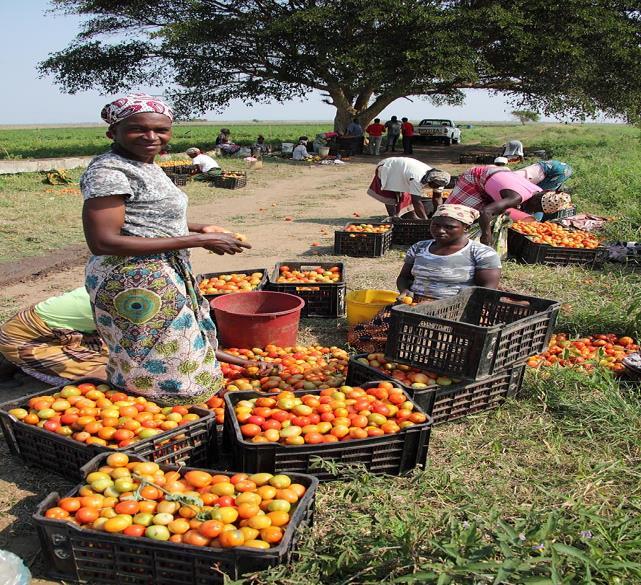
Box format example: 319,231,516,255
514,160,573,192
366,157,450,220
348,205,501,353
447,165,572,246
80,94,252,405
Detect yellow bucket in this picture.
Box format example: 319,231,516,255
346,289,399,326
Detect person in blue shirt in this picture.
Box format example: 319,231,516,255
515,160,573,191
345,119,363,137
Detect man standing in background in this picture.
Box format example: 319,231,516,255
401,117,414,154
384,116,402,152
366,118,386,156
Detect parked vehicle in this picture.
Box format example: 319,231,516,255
415,119,461,145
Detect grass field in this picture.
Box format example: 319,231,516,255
0,123,330,160
2,123,641,583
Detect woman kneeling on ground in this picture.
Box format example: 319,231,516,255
81,93,251,405
348,204,501,353
0,286,272,388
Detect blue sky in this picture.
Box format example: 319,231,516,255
0,2,618,125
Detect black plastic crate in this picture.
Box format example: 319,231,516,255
222,384,432,481
196,268,268,302
267,261,346,318
541,205,577,222
508,228,608,268
391,217,432,246
334,223,392,257
35,453,318,585
211,172,247,189
385,287,560,381
0,379,216,481
476,155,497,164
459,154,477,164
167,173,189,186
175,164,199,175
162,164,198,175
346,355,525,424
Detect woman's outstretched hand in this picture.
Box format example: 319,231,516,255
201,233,251,255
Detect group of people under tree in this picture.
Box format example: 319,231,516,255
363,116,414,156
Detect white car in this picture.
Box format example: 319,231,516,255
415,119,462,145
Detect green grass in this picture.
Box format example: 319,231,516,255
0,158,302,264
0,123,329,160
245,370,641,584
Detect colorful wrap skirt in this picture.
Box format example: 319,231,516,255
0,306,108,385
85,251,223,405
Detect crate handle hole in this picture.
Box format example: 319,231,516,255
499,297,531,308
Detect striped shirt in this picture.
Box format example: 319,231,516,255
447,166,510,209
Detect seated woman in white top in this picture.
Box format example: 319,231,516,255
292,139,311,161
397,204,501,299
186,147,220,174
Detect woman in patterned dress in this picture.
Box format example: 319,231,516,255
81,94,249,405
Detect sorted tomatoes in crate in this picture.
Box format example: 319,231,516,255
36,452,318,584
222,383,432,480
350,352,454,389
527,333,639,374
223,345,349,392
234,383,429,445
274,265,342,283
344,223,392,234
0,380,215,480
197,270,267,297
511,221,601,249
335,223,393,257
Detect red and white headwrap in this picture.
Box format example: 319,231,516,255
433,204,480,226
101,93,174,126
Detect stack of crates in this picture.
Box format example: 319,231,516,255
375,287,560,423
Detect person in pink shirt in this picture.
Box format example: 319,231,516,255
448,166,570,245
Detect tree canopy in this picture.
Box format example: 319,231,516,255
41,0,641,130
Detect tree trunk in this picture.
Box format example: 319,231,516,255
333,107,353,133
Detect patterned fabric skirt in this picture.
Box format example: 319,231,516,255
85,251,223,405
0,306,108,385
367,167,413,215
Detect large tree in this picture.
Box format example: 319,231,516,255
41,0,641,131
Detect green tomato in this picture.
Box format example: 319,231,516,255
145,525,170,541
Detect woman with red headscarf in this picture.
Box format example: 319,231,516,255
81,93,249,405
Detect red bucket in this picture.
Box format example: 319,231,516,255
210,291,305,348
